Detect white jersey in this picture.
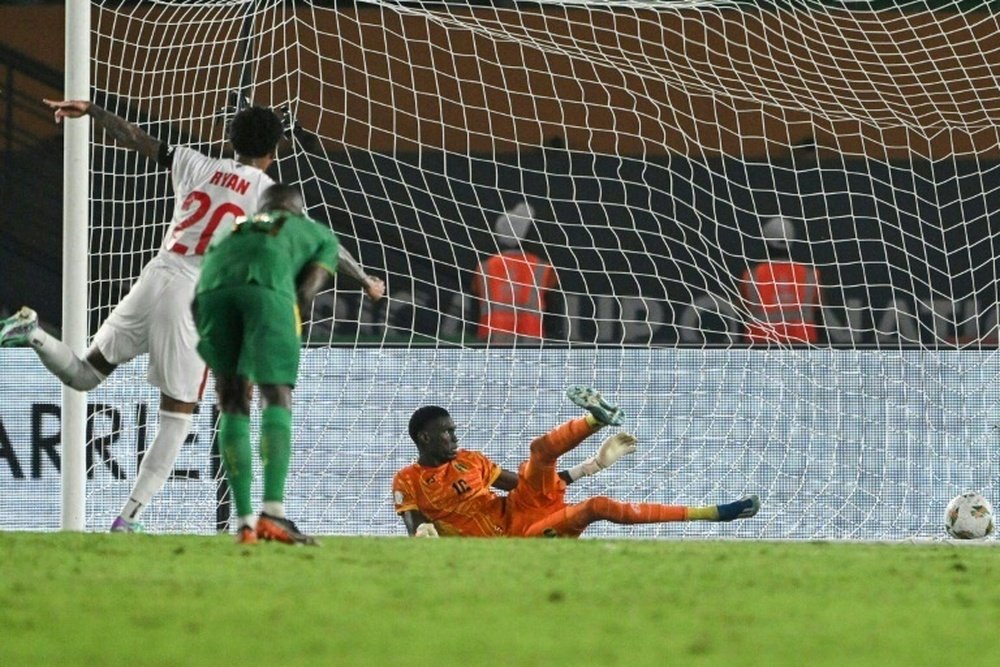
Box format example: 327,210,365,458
91,145,275,402
156,146,276,275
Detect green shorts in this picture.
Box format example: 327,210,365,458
194,285,301,386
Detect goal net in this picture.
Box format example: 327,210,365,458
35,0,1000,538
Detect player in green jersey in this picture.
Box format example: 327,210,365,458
194,183,385,545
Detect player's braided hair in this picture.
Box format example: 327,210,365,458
408,406,451,444
228,106,284,158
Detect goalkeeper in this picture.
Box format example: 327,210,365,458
195,183,384,545
393,386,760,537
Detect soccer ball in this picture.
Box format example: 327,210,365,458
944,492,994,540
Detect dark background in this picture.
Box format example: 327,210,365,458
3,1,1000,348
75,144,1000,347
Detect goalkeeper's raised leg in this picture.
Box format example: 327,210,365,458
566,385,625,426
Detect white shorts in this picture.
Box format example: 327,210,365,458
91,258,207,402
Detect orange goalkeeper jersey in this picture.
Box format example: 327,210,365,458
392,449,507,537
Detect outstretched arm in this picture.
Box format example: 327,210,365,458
338,246,385,302
490,466,597,490
43,99,162,162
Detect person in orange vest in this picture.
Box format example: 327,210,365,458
740,216,822,345
472,201,559,345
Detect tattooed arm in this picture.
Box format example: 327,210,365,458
43,99,162,162
338,245,385,302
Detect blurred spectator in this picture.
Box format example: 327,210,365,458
739,216,822,345
472,200,560,345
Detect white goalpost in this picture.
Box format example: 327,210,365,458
61,0,90,531
41,0,1000,539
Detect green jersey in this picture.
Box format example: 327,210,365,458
197,210,340,298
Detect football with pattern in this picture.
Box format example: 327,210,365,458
945,492,994,540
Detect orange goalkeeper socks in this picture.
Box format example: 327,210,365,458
524,496,689,536
585,497,689,524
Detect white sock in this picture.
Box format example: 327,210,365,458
239,515,256,529
29,329,106,391
262,501,285,518
119,410,193,521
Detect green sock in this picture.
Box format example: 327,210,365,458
260,406,292,506
218,413,253,518
687,505,721,521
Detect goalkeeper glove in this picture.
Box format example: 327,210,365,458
415,523,439,538
579,432,638,477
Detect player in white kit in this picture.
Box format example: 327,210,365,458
0,99,285,532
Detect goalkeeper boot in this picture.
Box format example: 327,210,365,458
566,386,625,426
110,516,144,533
0,306,38,347
717,494,761,522
235,525,258,545
256,512,319,546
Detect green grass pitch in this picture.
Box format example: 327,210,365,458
1,533,997,666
